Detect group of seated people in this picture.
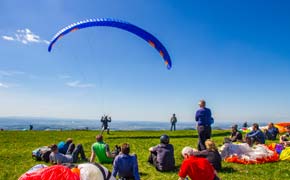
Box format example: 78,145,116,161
47,123,289,180
49,134,222,180
225,122,284,147
49,135,139,180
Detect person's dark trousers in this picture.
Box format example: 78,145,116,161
148,152,158,168
102,126,110,134
72,144,87,162
170,123,176,131
265,131,276,140
197,125,211,151
246,136,261,146
67,143,75,154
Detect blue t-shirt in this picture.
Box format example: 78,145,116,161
195,107,213,126
112,154,140,180
57,141,70,154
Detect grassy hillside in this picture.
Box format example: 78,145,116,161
0,130,289,180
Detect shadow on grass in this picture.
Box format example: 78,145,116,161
108,131,230,139
139,172,148,176
220,167,237,173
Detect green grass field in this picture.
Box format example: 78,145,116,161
0,130,289,180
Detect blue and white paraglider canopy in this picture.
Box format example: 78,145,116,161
48,18,172,70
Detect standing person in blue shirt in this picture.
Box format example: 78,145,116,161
245,123,265,146
195,100,214,151
113,143,140,180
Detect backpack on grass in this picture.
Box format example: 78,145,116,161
32,146,51,163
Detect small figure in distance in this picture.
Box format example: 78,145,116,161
148,134,175,172
170,113,177,131
243,121,248,128
49,143,87,164
245,123,265,146
280,126,290,147
29,124,33,131
178,147,220,180
112,143,140,180
90,134,116,164
264,122,279,140
101,115,112,134
224,124,243,143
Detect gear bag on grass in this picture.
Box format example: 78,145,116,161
32,146,51,163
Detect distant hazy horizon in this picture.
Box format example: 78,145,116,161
0,116,273,131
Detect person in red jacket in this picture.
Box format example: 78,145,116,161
178,147,220,180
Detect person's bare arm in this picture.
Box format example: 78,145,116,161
106,151,115,158
178,177,185,180
90,150,95,162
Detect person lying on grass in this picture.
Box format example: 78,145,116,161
57,138,74,155
49,144,87,165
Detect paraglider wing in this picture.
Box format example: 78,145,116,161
48,18,172,69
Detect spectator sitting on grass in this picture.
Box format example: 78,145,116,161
264,122,279,140
90,134,117,164
280,126,290,147
112,143,140,180
245,123,265,146
193,139,222,171
178,146,220,180
148,134,175,172
230,124,243,142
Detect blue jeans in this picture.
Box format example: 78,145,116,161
170,123,176,131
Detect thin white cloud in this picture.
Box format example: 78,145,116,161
0,82,9,88
0,70,25,77
66,81,95,88
2,28,49,45
2,36,14,41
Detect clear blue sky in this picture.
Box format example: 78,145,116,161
0,0,290,122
